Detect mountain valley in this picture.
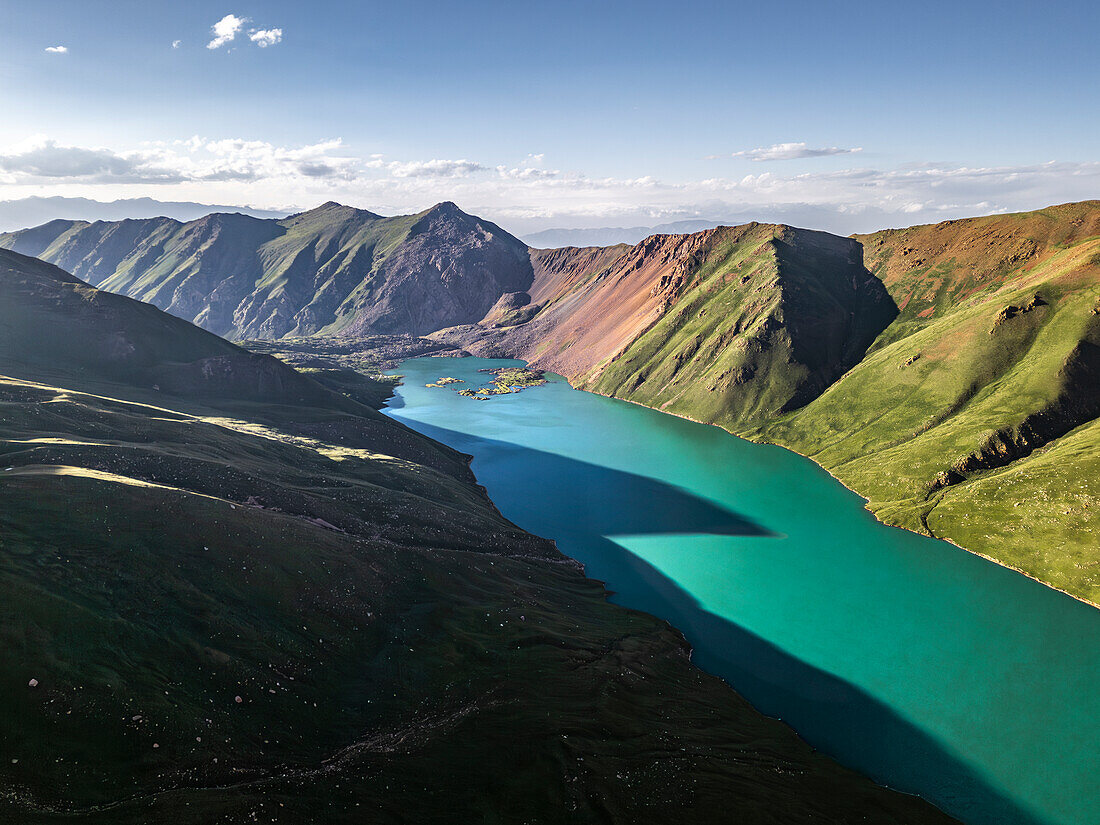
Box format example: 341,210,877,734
0,247,962,822
8,200,1095,600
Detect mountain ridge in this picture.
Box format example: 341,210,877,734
0,202,534,342
439,221,897,427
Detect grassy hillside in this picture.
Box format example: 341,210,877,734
752,202,1100,603
0,249,955,822
588,225,897,427
0,202,533,341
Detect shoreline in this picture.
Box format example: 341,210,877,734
391,352,1095,611
580,385,1100,612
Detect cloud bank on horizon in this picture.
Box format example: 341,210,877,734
0,134,1095,235
726,142,863,162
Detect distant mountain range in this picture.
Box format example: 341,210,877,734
0,195,287,232
0,201,532,340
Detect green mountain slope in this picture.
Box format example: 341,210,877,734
0,201,533,341
752,202,1100,602
0,249,954,822
588,225,897,427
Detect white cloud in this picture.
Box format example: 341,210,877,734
207,14,246,49
497,165,559,180
44,46,68,54
155,137,358,182
730,142,863,162
387,159,484,178
0,136,357,185
496,153,558,180
249,28,282,47
0,139,146,180
172,40,181,49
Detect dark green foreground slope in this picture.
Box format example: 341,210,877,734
0,249,954,823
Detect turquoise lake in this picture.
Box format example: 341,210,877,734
384,357,1100,825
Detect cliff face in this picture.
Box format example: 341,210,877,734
0,248,957,824
0,201,534,341
442,223,897,428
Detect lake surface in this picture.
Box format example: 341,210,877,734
383,357,1100,825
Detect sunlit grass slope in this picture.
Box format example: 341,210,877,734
750,203,1100,602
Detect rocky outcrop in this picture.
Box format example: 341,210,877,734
989,293,1047,333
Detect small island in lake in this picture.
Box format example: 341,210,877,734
447,367,548,400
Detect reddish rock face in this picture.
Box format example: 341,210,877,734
441,222,896,425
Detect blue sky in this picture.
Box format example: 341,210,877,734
0,0,1097,233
